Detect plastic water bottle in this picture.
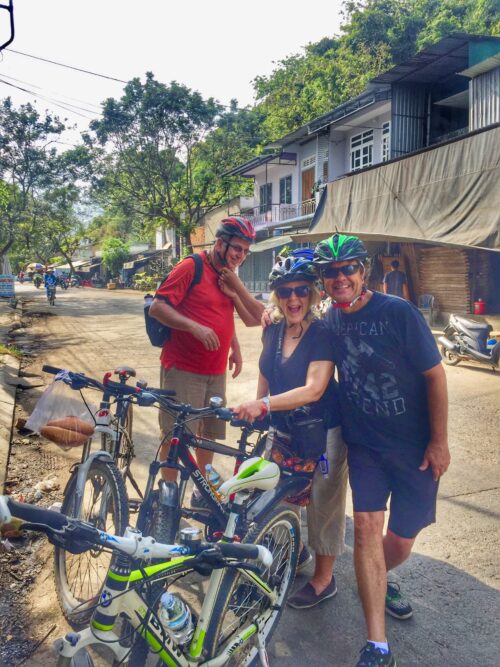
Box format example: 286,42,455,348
205,463,223,491
144,294,154,309
318,453,329,479
486,338,496,353
158,592,194,645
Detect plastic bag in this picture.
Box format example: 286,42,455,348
26,373,96,447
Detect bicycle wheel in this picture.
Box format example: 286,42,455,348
203,506,300,665
126,497,180,664
102,403,134,471
54,458,129,628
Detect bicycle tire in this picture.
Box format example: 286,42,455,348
126,499,179,664
203,506,300,665
54,458,129,628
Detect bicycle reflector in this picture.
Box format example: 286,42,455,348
170,437,180,447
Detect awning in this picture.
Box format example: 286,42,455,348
54,259,92,270
251,235,293,253
308,124,500,252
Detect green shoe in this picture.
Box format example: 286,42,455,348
385,581,413,620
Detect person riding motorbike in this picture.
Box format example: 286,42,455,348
33,273,42,288
44,269,57,303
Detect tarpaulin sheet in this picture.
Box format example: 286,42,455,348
309,125,500,251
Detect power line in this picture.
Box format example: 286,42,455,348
0,72,103,111
0,78,97,119
6,48,128,83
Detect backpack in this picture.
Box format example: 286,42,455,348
144,254,204,347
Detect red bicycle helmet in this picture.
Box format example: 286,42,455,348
216,216,256,243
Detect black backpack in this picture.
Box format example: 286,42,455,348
144,254,204,347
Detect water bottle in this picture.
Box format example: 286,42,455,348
158,592,194,645
144,294,154,309
318,453,329,479
205,463,223,492
486,338,496,354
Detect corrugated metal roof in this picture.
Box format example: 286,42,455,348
370,34,500,85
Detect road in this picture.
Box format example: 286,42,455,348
10,283,500,666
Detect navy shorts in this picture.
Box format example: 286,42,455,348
347,442,438,539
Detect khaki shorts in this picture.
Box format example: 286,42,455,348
306,425,348,556
159,366,226,441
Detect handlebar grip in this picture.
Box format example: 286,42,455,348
6,497,69,530
42,364,64,375
216,408,233,422
218,542,273,567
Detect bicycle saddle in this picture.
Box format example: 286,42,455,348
218,457,280,497
114,366,136,378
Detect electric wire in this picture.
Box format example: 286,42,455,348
0,77,97,119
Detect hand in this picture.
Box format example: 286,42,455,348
218,268,241,299
228,347,243,378
191,324,220,351
232,400,265,422
261,306,274,329
419,439,450,481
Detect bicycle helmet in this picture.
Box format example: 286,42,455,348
313,233,368,265
215,216,256,243
268,248,318,289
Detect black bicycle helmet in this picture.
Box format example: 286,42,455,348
268,248,318,289
313,233,368,265
215,216,256,243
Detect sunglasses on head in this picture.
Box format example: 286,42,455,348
275,285,311,299
322,263,362,279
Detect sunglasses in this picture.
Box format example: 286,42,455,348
322,263,362,279
276,285,311,299
225,241,250,256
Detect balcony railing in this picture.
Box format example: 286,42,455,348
244,199,316,230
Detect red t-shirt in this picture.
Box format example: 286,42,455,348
155,252,235,375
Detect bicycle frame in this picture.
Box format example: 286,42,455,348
53,507,278,667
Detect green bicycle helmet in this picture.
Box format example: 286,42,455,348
268,249,318,289
313,233,368,265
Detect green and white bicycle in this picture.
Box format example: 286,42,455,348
0,456,300,666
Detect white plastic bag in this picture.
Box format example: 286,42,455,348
26,373,96,447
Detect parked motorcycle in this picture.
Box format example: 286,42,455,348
438,314,500,369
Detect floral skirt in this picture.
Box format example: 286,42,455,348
267,429,316,507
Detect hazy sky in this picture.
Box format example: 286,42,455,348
0,0,345,142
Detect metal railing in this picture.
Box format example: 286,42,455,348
244,199,316,230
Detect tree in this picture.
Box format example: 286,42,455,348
101,237,130,278
89,73,227,250
0,98,65,259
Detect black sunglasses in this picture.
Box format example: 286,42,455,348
275,285,311,299
322,263,362,279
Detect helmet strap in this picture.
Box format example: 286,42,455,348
332,287,367,309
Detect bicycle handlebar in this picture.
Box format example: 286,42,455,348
0,496,272,566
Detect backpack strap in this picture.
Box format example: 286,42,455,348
157,253,204,295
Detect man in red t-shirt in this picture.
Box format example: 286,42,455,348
149,217,264,493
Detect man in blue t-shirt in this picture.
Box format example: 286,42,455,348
382,259,409,299
314,234,450,667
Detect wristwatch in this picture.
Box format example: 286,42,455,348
260,396,271,415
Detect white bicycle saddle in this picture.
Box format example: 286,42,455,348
218,457,280,497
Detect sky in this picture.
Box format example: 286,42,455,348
0,0,345,144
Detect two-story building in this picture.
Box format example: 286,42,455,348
220,33,500,316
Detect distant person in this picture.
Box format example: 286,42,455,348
149,217,264,503
382,259,409,300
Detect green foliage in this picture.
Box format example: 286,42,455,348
101,237,130,276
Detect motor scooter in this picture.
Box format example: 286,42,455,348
438,314,500,369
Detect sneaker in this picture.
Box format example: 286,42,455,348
190,490,209,510
296,545,313,572
287,576,337,609
385,582,413,620
356,643,396,667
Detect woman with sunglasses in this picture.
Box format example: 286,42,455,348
232,248,348,609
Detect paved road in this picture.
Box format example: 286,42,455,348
13,283,500,666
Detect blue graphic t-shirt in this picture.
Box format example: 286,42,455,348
325,292,441,453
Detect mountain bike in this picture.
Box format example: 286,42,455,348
0,456,300,667
41,365,176,628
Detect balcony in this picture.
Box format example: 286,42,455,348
244,199,316,231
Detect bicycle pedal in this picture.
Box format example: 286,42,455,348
127,499,142,513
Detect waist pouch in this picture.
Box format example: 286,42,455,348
287,413,327,460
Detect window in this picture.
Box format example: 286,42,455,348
279,175,292,204
382,122,391,162
350,130,373,171
259,183,272,214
